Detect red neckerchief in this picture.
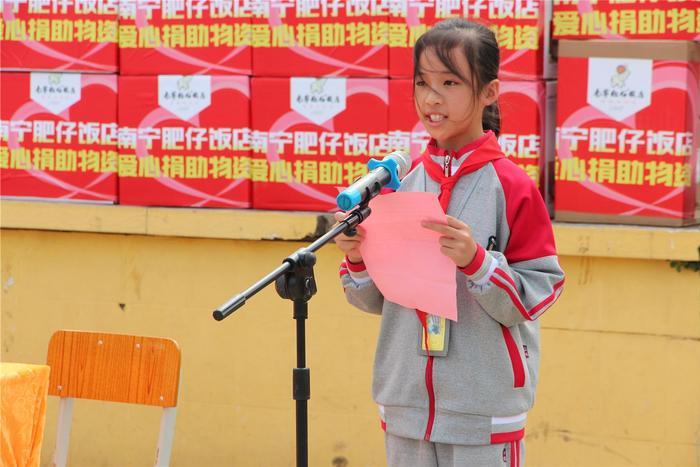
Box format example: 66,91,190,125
420,131,505,212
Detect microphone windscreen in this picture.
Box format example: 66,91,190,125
389,150,412,179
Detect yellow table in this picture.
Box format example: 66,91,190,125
1,362,50,467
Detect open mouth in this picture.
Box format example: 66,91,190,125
426,113,446,123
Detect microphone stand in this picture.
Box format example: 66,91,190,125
213,203,372,467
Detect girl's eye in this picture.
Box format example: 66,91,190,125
415,80,426,87
444,80,458,86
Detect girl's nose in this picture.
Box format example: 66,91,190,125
424,86,443,105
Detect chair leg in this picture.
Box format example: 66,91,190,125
154,407,177,466
52,397,74,467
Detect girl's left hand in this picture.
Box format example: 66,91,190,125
421,215,478,268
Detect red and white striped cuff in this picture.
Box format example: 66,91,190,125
459,244,496,285
342,257,370,283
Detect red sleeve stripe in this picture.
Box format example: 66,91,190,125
491,268,565,319
494,267,517,290
528,280,565,317
491,276,532,321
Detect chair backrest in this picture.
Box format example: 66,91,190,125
47,330,181,407
46,330,182,466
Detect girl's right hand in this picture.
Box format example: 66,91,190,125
333,211,365,264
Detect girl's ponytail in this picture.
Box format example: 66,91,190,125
482,102,501,137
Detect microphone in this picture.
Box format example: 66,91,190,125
336,150,412,211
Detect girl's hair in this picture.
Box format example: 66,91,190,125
413,18,501,136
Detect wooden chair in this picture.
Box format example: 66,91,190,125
46,330,181,467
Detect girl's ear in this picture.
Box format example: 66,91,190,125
483,79,500,106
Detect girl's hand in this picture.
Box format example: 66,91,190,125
421,215,478,268
333,212,365,264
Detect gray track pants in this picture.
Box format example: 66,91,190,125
385,433,524,467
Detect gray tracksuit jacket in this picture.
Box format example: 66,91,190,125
340,133,565,446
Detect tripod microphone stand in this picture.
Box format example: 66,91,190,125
213,204,371,467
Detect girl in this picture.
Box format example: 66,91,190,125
335,19,564,467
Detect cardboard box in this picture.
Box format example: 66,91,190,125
500,79,557,213
251,77,389,211
388,0,555,81
118,75,251,208
388,78,556,211
553,0,700,41
251,2,388,77
555,40,700,226
119,0,252,75
0,72,118,202
0,0,118,72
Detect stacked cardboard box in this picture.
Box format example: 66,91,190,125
0,72,119,202
117,0,252,208
251,0,388,77
0,0,119,72
118,0,251,75
5,0,696,224
251,77,389,211
249,2,389,211
553,0,700,41
389,0,556,80
1,0,119,202
553,0,700,226
556,40,699,226
118,74,251,208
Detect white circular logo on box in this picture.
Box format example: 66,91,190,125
587,57,652,122
30,73,81,115
291,78,347,125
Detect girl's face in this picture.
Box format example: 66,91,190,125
414,46,498,151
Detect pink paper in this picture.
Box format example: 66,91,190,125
359,192,458,321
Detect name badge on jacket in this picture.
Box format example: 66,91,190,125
419,315,450,357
